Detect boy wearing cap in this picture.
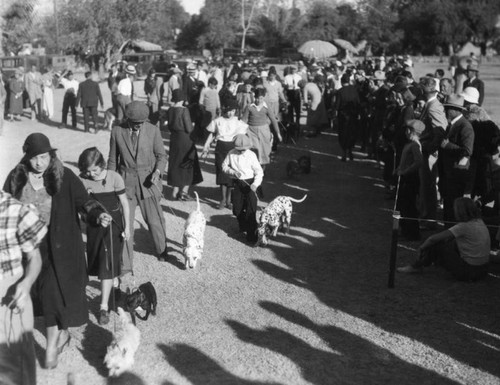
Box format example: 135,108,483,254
108,101,170,263
222,134,263,243
396,120,425,240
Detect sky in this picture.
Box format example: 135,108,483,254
180,0,205,15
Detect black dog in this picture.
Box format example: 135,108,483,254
124,282,157,324
286,155,311,179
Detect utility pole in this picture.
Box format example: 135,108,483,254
54,0,59,53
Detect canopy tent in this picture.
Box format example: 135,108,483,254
298,40,338,59
333,39,358,54
118,39,162,54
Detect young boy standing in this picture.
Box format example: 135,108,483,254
222,134,263,242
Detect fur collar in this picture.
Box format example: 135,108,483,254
8,158,64,199
465,105,490,122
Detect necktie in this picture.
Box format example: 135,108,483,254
131,130,138,150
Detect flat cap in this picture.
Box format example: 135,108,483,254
125,101,149,122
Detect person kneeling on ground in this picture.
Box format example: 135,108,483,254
397,197,489,281
222,134,263,243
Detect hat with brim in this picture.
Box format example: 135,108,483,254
467,63,479,72
460,87,480,105
23,133,56,159
233,134,252,150
405,119,425,135
187,64,197,73
373,70,386,81
125,65,136,75
171,67,182,74
171,89,185,103
443,94,465,110
125,101,149,122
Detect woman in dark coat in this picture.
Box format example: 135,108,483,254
3,133,110,369
167,89,203,200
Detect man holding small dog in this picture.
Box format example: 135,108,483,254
108,101,170,265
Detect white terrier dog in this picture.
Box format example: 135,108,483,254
183,191,206,269
104,307,141,377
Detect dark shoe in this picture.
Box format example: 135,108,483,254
98,309,110,325
226,202,233,210
57,333,71,354
158,250,170,262
341,156,347,162
45,348,58,369
217,201,225,210
179,193,192,201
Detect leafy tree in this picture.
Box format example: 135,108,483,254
2,0,36,55
176,14,209,51
196,0,240,49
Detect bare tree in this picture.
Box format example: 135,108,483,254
239,0,258,52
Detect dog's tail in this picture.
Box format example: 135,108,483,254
288,194,308,203
194,191,200,211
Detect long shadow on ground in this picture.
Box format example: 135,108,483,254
247,133,500,381
157,343,283,385
226,307,459,385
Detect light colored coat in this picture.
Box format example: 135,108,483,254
108,122,167,200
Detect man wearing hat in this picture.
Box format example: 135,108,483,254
165,64,183,105
283,65,303,125
438,94,474,222
417,77,448,224
107,101,170,263
57,69,79,129
116,64,136,123
463,63,484,106
183,64,203,137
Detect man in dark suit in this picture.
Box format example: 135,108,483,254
76,71,103,133
438,94,474,222
463,63,484,106
107,101,170,263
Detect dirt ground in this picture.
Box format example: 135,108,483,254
1,61,500,385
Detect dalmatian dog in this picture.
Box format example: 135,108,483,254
255,194,307,246
183,192,206,269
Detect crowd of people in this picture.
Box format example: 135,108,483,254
0,52,498,383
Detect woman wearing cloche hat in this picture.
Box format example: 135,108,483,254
3,133,111,369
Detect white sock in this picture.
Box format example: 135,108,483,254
100,304,109,311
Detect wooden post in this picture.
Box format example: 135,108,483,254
388,211,400,288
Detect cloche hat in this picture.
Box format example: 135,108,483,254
23,133,56,159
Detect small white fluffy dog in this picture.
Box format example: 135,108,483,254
183,191,206,269
104,307,141,377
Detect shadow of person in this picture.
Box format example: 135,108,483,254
107,371,147,385
157,343,283,385
225,312,460,385
78,321,114,377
